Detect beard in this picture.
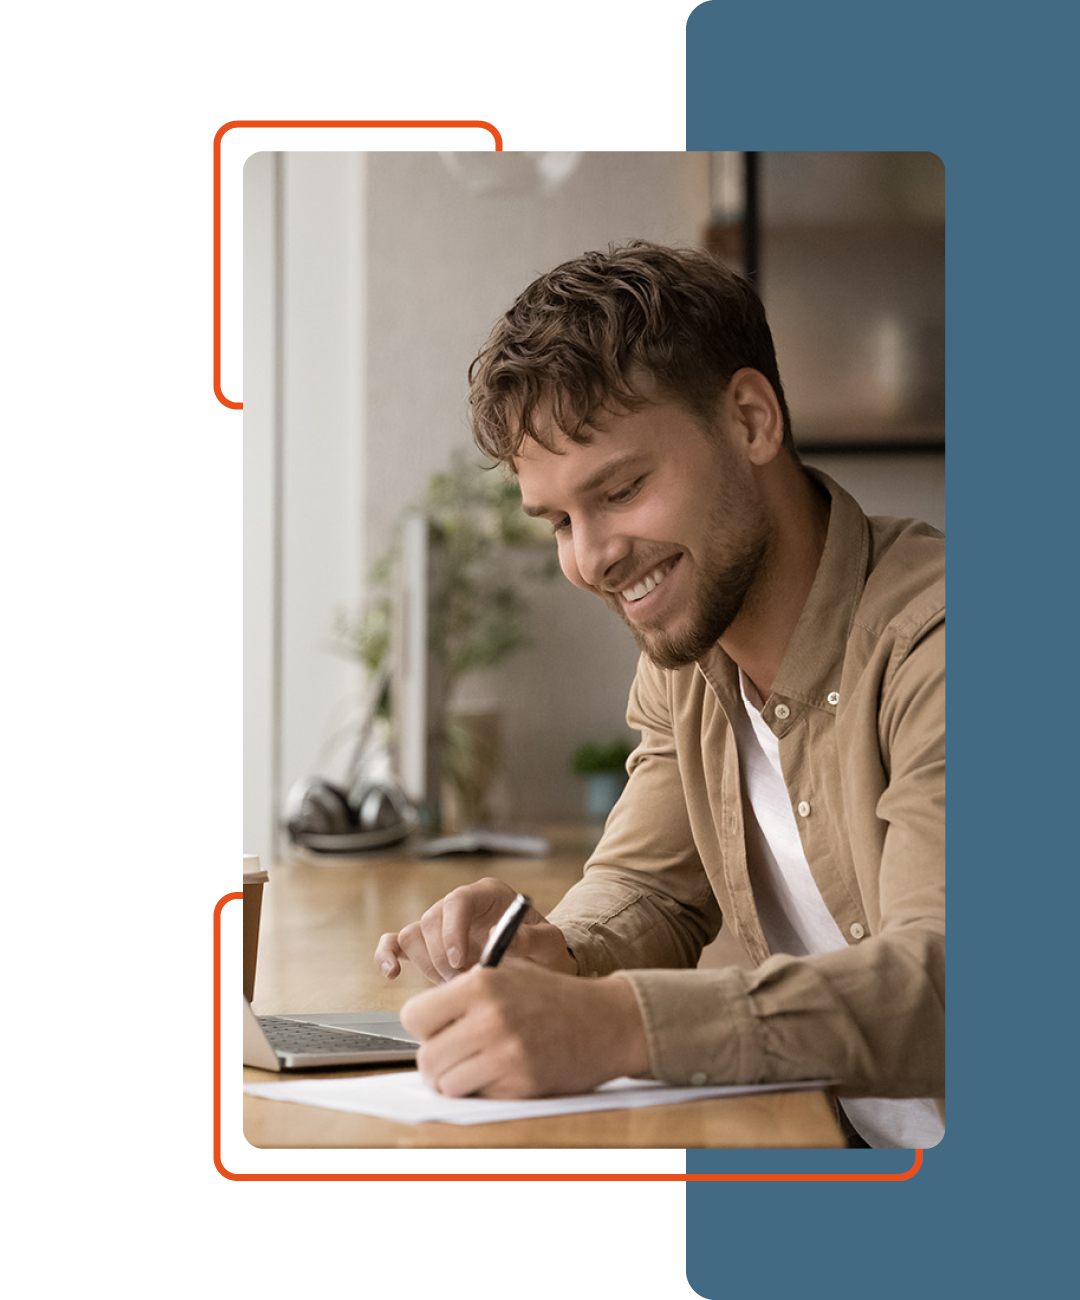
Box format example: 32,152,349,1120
602,495,771,671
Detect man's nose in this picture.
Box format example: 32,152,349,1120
572,521,631,591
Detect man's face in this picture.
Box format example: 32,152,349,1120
516,398,771,669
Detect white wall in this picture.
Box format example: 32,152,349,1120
243,152,277,863
243,153,368,862
278,153,367,802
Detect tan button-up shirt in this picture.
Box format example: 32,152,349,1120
548,472,945,1102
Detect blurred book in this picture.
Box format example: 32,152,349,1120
418,831,549,858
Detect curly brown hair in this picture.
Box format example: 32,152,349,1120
468,240,793,465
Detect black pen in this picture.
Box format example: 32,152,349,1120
479,893,533,967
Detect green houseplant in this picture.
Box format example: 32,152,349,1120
571,739,634,821
334,452,556,828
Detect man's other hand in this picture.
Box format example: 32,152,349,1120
374,877,577,984
399,961,650,1098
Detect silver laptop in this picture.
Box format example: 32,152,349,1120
243,996,419,1071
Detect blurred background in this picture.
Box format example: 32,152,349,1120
244,151,945,865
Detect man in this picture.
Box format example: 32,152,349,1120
375,242,944,1148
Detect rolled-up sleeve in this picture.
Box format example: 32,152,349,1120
618,621,946,1099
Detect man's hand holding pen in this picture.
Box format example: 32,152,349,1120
400,959,648,1098
378,883,650,1098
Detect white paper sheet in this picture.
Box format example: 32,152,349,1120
243,1072,827,1125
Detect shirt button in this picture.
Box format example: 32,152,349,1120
690,1071,708,1086
827,691,840,706
797,800,811,817
849,922,866,940
774,703,790,720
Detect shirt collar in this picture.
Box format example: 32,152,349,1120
769,469,870,710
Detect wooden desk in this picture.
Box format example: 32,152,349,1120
244,830,843,1149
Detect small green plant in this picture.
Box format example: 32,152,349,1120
332,445,562,812
333,452,557,687
571,739,634,776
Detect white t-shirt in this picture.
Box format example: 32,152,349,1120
734,672,943,1149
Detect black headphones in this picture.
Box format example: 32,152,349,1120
285,775,416,853
283,667,415,853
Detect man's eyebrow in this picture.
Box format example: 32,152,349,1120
521,454,646,517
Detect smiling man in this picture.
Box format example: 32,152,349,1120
376,242,945,1149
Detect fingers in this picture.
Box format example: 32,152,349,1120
402,971,505,1098
401,962,643,1100
374,878,534,985
419,903,458,983
394,920,445,984
399,969,476,1039
426,1046,499,1099
374,923,444,984
440,878,517,972
439,890,471,972
373,931,404,979
402,964,567,1099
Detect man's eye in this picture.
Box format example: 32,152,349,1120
610,479,643,504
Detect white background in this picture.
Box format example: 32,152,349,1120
3,3,700,1297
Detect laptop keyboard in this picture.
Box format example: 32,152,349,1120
259,1015,417,1054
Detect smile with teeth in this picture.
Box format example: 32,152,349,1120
620,557,678,603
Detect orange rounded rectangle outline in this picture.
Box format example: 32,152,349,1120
213,118,504,410
215,892,922,1182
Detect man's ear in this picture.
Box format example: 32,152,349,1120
724,368,785,466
